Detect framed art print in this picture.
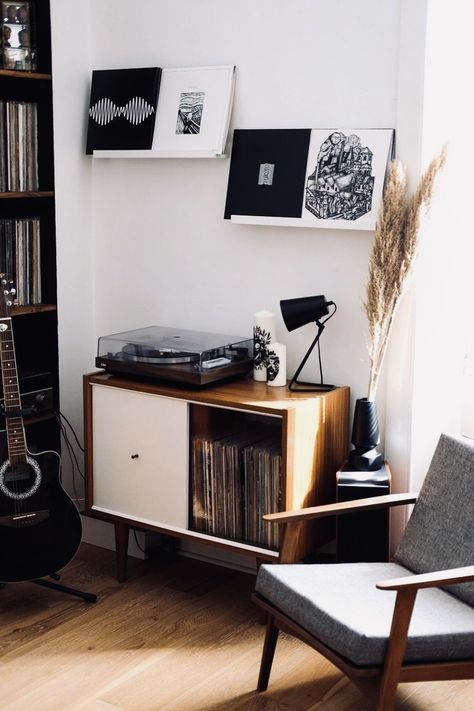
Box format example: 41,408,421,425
86,67,162,154
224,129,311,219
152,65,235,156
300,128,394,229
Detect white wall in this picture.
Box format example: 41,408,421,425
89,0,401,400
406,0,474,488
51,0,410,553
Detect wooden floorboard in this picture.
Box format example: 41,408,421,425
0,544,472,710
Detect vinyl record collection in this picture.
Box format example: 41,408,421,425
191,431,281,549
0,217,41,304
0,100,38,191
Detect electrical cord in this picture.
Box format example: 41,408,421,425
54,411,85,480
58,411,85,453
133,529,145,554
53,411,86,508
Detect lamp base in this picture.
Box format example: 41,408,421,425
288,379,336,392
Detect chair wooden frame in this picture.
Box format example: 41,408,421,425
251,493,474,711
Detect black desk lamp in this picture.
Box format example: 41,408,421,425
280,294,337,391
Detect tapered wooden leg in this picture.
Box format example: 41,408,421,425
257,614,279,692
376,589,417,711
114,522,130,583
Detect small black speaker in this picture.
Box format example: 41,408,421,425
336,462,391,562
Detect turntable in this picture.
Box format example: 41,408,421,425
96,326,253,386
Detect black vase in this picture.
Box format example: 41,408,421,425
348,398,383,471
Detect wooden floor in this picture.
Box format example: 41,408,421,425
0,544,472,711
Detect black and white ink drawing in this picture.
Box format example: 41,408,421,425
176,91,205,134
305,131,375,221
266,348,280,382
253,325,272,371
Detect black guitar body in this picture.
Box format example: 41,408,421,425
0,449,82,582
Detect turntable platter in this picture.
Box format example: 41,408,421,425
122,344,199,365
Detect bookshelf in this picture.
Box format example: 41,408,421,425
0,0,59,453
83,372,350,581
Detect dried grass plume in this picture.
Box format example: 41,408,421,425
365,146,447,401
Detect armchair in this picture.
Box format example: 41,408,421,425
252,433,474,710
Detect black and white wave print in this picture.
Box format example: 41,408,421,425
89,97,155,126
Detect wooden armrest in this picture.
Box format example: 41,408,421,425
377,565,474,591
263,492,418,525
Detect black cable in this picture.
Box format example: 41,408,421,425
133,529,145,554
54,413,80,502
54,411,85,516
55,412,85,480
58,411,85,453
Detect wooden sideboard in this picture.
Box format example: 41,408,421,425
83,372,349,580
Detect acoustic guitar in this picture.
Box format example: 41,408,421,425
0,276,82,582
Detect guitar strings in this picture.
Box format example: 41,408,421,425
0,320,19,514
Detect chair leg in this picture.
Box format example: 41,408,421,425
376,589,417,711
257,614,279,692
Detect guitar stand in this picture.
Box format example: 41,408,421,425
32,573,97,603
0,573,97,603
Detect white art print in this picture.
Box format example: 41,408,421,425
152,65,235,155
300,129,394,229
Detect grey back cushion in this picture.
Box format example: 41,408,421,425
395,433,474,606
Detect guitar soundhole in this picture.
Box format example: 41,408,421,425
0,457,42,500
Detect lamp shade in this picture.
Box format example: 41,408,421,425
280,295,331,332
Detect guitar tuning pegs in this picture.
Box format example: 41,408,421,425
10,289,16,295
6,300,12,307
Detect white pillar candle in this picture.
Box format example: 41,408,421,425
266,342,286,387
253,309,276,381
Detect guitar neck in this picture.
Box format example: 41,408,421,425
0,316,27,464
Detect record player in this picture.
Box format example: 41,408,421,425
96,326,253,386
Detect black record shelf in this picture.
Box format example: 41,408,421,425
0,0,61,461
0,69,51,81
0,191,54,199
11,304,56,316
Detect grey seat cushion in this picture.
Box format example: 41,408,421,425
255,562,474,667
395,433,474,605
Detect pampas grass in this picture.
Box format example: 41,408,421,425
365,147,447,401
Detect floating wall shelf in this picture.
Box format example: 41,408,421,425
93,149,227,159
229,215,375,231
